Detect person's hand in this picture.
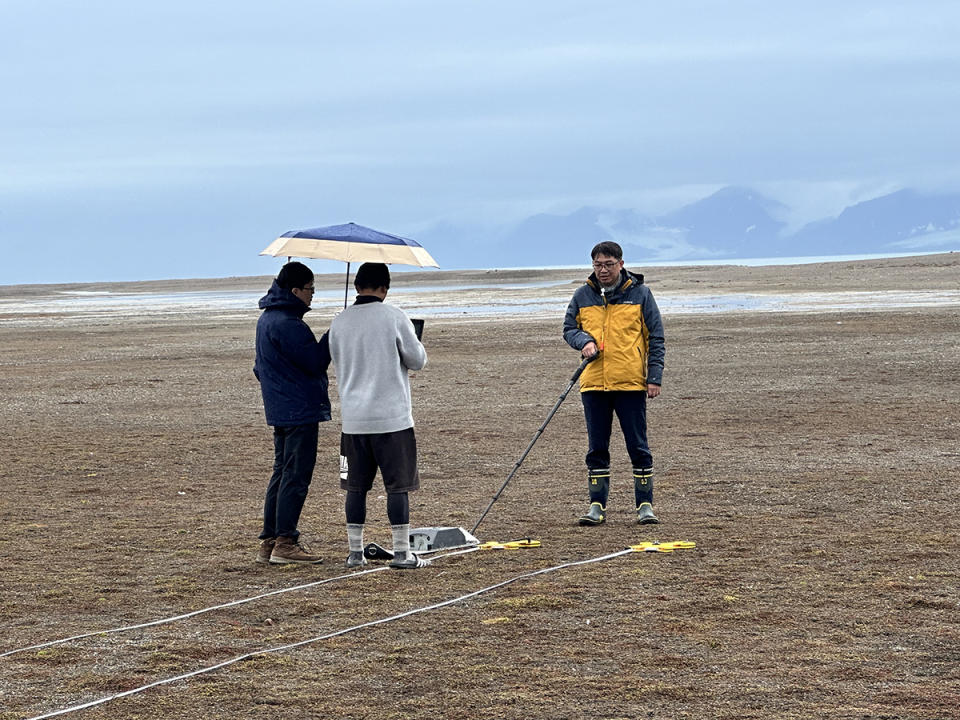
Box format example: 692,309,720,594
647,383,661,399
581,341,598,359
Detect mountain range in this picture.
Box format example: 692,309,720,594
416,187,960,268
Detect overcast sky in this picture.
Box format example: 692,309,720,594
2,1,959,284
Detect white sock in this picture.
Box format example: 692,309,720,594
391,523,410,556
347,523,364,553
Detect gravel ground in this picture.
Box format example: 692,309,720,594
1,253,958,720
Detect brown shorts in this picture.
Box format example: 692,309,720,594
340,428,420,493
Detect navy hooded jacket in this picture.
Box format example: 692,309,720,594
254,280,331,427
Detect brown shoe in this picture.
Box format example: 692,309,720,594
269,536,323,565
256,538,276,564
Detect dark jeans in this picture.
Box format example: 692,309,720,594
261,422,318,540
581,390,652,470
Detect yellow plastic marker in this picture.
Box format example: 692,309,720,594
503,539,541,549
628,540,697,553
478,539,543,550
479,541,507,550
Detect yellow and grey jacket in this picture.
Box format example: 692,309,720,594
563,269,665,392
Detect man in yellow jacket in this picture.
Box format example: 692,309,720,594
562,241,666,525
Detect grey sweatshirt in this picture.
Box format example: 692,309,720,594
328,298,427,434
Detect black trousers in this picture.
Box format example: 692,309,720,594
261,422,318,540
339,428,419,493
581,390,652,470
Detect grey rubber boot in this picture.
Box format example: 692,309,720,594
634,467,659,524
578,468,610,526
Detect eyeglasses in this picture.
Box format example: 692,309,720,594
300,285,315,293
592,261,620,270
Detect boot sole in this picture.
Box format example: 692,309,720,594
637,517,660,525
578,517,605,526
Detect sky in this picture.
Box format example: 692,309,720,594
2,1,959,284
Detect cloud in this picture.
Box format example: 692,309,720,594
3,1,960,283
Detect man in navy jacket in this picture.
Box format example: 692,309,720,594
253,262,330,564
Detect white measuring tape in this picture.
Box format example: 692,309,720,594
23,548,634,720
1,545,478,659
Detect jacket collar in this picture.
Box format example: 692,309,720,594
354,294,384,305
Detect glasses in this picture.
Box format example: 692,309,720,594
592,261,620,271
300,285,315,294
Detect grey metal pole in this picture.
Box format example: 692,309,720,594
471,355,595,535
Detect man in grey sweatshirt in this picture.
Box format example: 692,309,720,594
328,262,429,569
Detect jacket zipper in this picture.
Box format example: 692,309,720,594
600,288,608,390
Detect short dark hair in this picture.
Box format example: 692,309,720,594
354,262,390,291
276,261,314,290
591,241,623,261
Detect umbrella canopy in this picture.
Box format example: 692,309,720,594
260,222,439,307
260,222,439,267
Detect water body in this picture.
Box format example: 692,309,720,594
1,252,957,325
402,290,960,318
2,287,960,326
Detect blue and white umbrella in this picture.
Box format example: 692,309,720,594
261,222,439,305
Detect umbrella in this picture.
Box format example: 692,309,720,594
260,222,439,307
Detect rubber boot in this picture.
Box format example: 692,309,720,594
578,468,610,526
634,467,659,524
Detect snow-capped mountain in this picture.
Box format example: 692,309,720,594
416,187,960,269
